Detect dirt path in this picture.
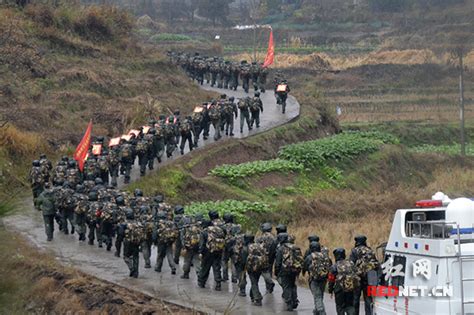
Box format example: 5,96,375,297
2,84,355,314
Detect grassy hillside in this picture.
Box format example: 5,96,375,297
0,3,216,202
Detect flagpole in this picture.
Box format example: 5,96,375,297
253,24,257,62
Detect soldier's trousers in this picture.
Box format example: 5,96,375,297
32,184,43,200
138,153,148,176
211,72,217,86
73,213,87,237
262,268,275,292
212,120,221,141
279,273,299,308
99,221,114,250
251,75,259,91
235,265,247,294
259,76,267,92
240,111,251,132
165,138,176,158
141,238,152,267
224,115,234,136
250,110,260,128
115,235,123,256
180,132,193,154
310,279,327,315
43,214,55,240
156,139,165,162
224,76,230,89
121,161,132,184
109,164,119,187
248,271,263,302
354,281,373,315
335,290,355,315
222,249,236,281
147,149,156,170
60,208,74,234
193,126,202,146
155,242,176,272
182,247,201,276
230,74,238,90
203,120,211,139
123,241,140,277
198,251,222,286
87,221,99,244
100,170,108,184
242,77,250,93
217,73,223,88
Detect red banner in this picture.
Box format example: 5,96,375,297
74,120,92,172
263,29,274,68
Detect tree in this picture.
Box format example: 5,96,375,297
198,0,232,26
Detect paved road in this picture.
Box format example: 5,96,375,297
3,84,360,314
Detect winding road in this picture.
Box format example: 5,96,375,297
3,82,360,314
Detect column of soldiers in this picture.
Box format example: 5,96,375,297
29,159,379,315
168,52,269,94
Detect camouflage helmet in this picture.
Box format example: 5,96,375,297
310,241,321,253
208,210,219,220
139,205,149,214
68,160,77,168
125,208,134,220
201,219,212,228
308,235,320,243
156,211,167,220
229,96,235,102
354,235,367,246
333,247,346,261
134,189,143,197
277,232,289,244
116,196,125,206
261,222,272,233
194,213,204,222
254,92,260,97
44,182,51,189
32,160,40,167
75,184,84,193
276,224,287,234
63,181,72,189
94,177,103,185
61,156,69,162
154,195,164,203
174,205,184,215
40,154,47,159
88,191,98,201
223,213,233,223
96,136,105,142
148,128,156,135
231,224,242,235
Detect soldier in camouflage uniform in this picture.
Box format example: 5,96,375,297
233,232,249,296
240,61,251,93
250,92,264,129
230,61,240,91
53,157,68,186
108,145,121,187
222,97,238,137
350,235,377,315
138,205,154,268
202,103,211,141
222,61,231,89
238,97,252,133
114,196,128,257
73,184,89,241
191,105,205,148
97,153,109,184
29,160,45,200
210,57,219,87
255,222,276,291
98,195,117,251
119,139,134,184
56,181,76,235
328,248,357,315
305,235,321,259
222,213,240,282
135,133,150,176
249,61,260,92
84,156,100,181
275,233,302,311
164,115,178,158
146,128,158,170
246,234,269,306
86,191,101,245
304,242,332,315
39,154,52,184
35,183,56,241
198,217,225,291
181,215,203,279
154,117,166,163
208,100,222,141
153,211,178,274
118,208,144,278
258,63,268,93
66,160,82,188
179,116,195,155
173,205,186,264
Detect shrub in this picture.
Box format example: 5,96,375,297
25,4,55,27
150,33,192,43
210,159,303,179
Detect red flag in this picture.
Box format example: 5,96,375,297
74,120,92,172
263,28,274,68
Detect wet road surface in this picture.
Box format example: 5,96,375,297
3,83,361,314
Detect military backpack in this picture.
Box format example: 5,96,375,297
238,98,249,110
120,144,132,159
281,243,304,274
30,167,44,185
98,157,108,172
179,120,192,134
208,105,220,121
125,222,145,244
232,234,245,265
183,224,201,249
250,98,260,112
247,242,269,272
354,246,379,277
256,233,275,257
309,252,332,279
336,260,360,292
157,220,178,243
207,225,225,253
135,139,149,155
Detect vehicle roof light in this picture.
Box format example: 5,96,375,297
415,200,443,208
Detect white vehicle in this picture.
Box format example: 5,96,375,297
374,193,474,315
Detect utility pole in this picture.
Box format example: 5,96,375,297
253,25,257,62
459,53,466,156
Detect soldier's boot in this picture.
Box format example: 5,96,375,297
47,236,53,242
239,289,246,297
254,300,262,306
215,282,221,291
144,262,151,268
114,251,120,257
71,226,75,235
181,274,189,279
88,239,94,245
171,268,176,275
79,233,86,241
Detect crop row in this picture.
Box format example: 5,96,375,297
209,159,304,179
278,132,397,169
185,200,272,225
410,144,474,156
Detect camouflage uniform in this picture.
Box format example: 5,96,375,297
153,213,178,274
238,97,252,133
304,242,332,315
328,248,357,315
222,218,241,282
39,156,52,184
179,117,195,155
250,94,263,129
198,219,225,291
240,61,251,93
258,64,268,93
249,62,260,91
136,136,150,176
35,185,56,241
56,183,76,235
119,141,134,184
222,98,238,136
232,234,248,296
107,146,120,187
118,211,145,278
29,161,44,200
99,200,117,251
180,216,202,278
73,186,89,241
97,154,109,184
247,239,269,306
255,228,277,292
53,160,68,186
